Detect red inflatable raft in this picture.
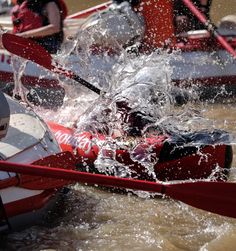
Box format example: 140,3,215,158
48,121,233,182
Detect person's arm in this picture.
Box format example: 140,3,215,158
18,2,61,38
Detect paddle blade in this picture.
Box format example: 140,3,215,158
2,33,102,95
166,181,236,219
2,33,53,71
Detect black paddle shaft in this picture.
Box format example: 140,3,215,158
72,74,101,95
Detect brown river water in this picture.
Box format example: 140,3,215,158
2,1,236,251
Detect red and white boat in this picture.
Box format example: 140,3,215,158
0,0,236,105
171,31,236,100
67,1,236,97
0,92,74,232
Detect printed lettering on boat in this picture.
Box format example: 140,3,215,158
54,130,93,154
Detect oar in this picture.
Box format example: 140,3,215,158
1,33,101,95
0,157,236,219
182,0,236,59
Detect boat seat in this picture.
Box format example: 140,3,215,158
0,113,46,161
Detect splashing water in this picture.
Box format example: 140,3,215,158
10,55,29,103
1,1,236,250
0,30,32,106
5,24,232,182
35,44,234,181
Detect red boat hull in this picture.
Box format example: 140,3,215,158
48,121,233,182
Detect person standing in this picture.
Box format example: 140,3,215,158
11,0,67,54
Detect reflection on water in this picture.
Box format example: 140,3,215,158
2,34,236,251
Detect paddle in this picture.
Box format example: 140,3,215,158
0,157,236,219
181,0,236,59
1,33,102,95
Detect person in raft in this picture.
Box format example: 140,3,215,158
10,0,68,54
173,0,212,34
74,0,145,51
